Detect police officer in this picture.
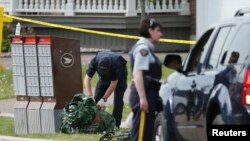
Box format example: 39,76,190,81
84,51,127,129
129,18,162,141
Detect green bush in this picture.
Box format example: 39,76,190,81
1,23,35,52
0,70,14,100
1,24,14,52
1,37,11,52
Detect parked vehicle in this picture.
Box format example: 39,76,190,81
154,8,250,141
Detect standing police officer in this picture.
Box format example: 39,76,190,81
129,18,162,141
84,51,127,129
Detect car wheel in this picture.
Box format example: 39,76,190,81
212,114,224,125
153,111,167,141
175,103,186,115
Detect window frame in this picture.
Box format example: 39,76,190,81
182,28,214,75
222,23,250,66
204,26,233,70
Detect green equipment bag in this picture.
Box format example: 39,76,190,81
60,93,115,134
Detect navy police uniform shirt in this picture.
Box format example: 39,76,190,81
86,52,126,81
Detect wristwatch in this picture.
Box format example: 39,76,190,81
102,97,107,102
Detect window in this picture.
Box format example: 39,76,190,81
206,26,231,69
186,29,214,73
224,23,250,65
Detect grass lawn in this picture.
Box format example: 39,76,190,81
0,104,131,141
0,116,128,141
0,116,14,136
0,70,14,100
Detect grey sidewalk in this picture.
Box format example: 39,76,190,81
0,98,15,115
0,136,54,141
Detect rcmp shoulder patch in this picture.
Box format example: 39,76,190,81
140,49,149,57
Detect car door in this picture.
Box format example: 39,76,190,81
194,25,235,141
173,29,214,141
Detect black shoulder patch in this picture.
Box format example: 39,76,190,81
140,49,149,57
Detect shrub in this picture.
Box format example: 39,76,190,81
1,37,11,52
1,23,35,52
1,24,14,52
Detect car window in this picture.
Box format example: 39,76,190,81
224,23,250,65
206,26,232,69
186,29,214,73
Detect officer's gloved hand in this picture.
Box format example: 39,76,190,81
97,98,106,106
90,95,95,102
86,93,95,102
97,98,107,111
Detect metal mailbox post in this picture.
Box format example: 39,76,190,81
38,36,83,133
11,35,83,134
23,36,43,134
11,36,29,134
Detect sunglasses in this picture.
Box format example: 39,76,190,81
150,18,156,27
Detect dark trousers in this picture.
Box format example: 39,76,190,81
129,84,159,141
94,78,127,128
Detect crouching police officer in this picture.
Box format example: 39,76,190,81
84,51,127,129
129,18,162,141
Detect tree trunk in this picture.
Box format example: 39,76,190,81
140,0,146,21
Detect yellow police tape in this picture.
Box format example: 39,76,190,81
4,14,196,45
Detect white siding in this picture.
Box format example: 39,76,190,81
197,0,250,39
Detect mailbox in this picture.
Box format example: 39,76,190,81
11,36,29,134
11,35,83,134
37,36,83,133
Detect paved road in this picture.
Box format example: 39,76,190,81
1,52,186,69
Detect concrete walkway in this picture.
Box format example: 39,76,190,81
0,99,15,115
0,136,54,141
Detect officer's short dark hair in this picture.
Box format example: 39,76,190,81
139,18,162,38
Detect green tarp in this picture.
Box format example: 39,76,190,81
60,93,116,134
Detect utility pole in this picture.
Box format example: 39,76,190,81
140,0,146,21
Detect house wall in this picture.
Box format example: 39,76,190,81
190,0,196,39
34,27,191,53
197,0,250,39
14,15,191,52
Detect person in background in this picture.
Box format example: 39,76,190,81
84,51,127,129
128,18,162,141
